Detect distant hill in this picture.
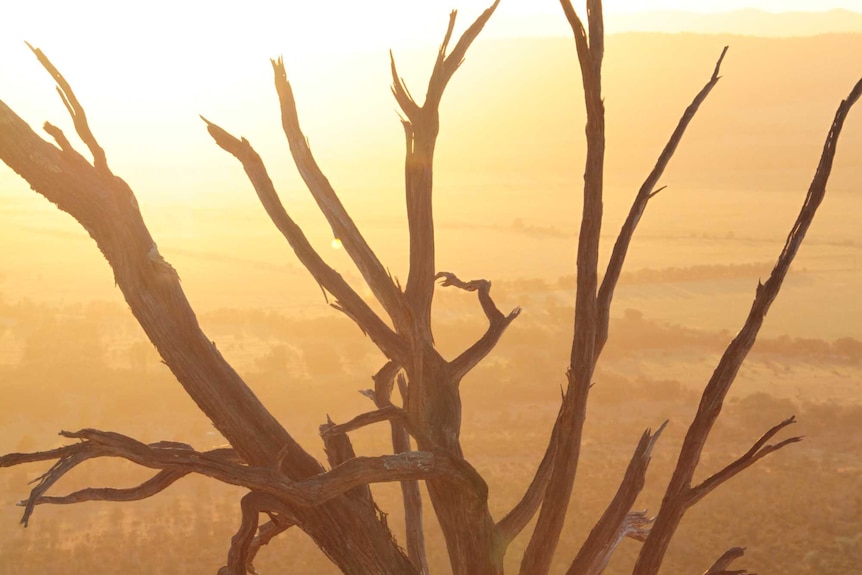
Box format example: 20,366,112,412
489,9,862,39
422,32,862,223
611,8,862,37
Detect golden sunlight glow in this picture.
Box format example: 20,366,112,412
331,238,343,250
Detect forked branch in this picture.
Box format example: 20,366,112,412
25,42,109,174
390,1,500,338
688,416,801,506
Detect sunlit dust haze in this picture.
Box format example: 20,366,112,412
1,1,862,574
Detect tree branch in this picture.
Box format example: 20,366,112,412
0,54,321,477
566,422,666,575
497,414,561,543
319,416,375,504
391,1,500,339
320,406,406,438
634,76,862,575
436,271,521,380
424,2,500,111
3,428,474,530
520,2,605,572
703,547,750,575
270,58,411,333
245,515,295,575
202,117,407,365
26,42,109,174
596,46,729,357
26,469,187,506
219,491,293,575
369,368,429,574
688,417,801,506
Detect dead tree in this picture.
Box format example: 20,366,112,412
1,1,859,574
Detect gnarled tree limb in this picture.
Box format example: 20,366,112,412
219,491,293,575
436,271,521,380
1,427,474,543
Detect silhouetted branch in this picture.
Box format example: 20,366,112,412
368,368,429,574
688,417,801,506
219,491,293,575
498,431,557,543
634,76,862,575
271,58,410,333
703,547,752,575
246,514,295,575
26,42,109,173
390,1,500,339
27,469,188,506
436,271,521,380
3,428,473,530
0,54,328,486
596,46,729,357
202,118,407,365
320,406,406,437
319,416,375,504
520,2,605,572
566,422,666,575
424,1,500,110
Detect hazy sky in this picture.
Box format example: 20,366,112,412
2,0,861,205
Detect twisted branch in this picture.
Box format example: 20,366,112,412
2,429,473,528
436,271,521,380
219,491,295,575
